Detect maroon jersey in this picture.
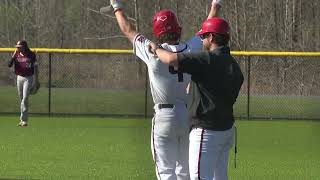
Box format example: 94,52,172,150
12,52,36,76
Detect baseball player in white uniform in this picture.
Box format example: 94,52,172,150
150,4,242,180
108,0,221,179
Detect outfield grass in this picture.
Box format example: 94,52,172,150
0,87,154,115
0,116,319,180
1,87,320,119
0,116,154,180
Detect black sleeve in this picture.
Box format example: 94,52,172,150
8,57,15,67
31,52,37,64
177,51,211,75
233,63,244,99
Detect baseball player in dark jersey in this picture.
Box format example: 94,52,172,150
151,18,244,180
8,40,39,127
108,0,221,179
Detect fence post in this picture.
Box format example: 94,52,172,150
48,53,52,116
247,56,251,120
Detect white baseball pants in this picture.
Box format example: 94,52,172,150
151,103,190,180
189,126,234,180
17,75,33,123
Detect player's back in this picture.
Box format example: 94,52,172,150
133,34,202,105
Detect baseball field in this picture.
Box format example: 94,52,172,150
1,87,320,119
0,116,319,180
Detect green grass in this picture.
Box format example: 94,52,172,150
1,87,320,119
0,116,319,180
0,116,155,180
0,87,154,115
231,120,320,180
234,95,320,118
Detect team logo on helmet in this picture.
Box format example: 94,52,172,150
156,16,168,22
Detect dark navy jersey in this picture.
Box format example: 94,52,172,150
177,46,244,131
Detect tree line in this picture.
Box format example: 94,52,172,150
0,0,319,95
0,0,319,51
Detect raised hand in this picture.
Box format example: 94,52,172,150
212,0,222,6
110,0,123,12
12,49,18,58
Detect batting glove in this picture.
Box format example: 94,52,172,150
110,0,123,12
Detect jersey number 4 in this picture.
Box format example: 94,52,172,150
169,66,183,82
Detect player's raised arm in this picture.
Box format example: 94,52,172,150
207,0,222,19
110,0,138,43
184,0,222,51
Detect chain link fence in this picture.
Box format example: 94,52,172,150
0,50,319,120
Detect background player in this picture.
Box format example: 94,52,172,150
8,40,39,127
108,0,221,179
151,17,244,180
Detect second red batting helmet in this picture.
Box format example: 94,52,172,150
153,10,182,38
196,18,230,36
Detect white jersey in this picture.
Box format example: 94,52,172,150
133,34,202,105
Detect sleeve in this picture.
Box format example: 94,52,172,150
32,53,38,65
177,51,211,75
232,62,244,100
8,57,15,67
133,34,154,66
185,36,203,52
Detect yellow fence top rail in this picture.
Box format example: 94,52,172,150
0,48,133,54
231,51,320,57
0,48,320,57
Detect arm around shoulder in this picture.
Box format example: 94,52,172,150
154,46,179,67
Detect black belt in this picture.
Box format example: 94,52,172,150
158,104,174,109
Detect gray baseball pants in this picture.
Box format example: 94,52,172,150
189,126,235,180
151,103,190,180
17,75,33,123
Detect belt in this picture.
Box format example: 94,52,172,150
158,104,174,109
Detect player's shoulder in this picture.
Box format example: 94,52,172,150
161,43,189,53
185,36,202,52
134,34,151,44
133,34,157,66
26,51,36,57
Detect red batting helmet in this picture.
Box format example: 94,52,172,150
196,18,230,37
153,10,182,38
